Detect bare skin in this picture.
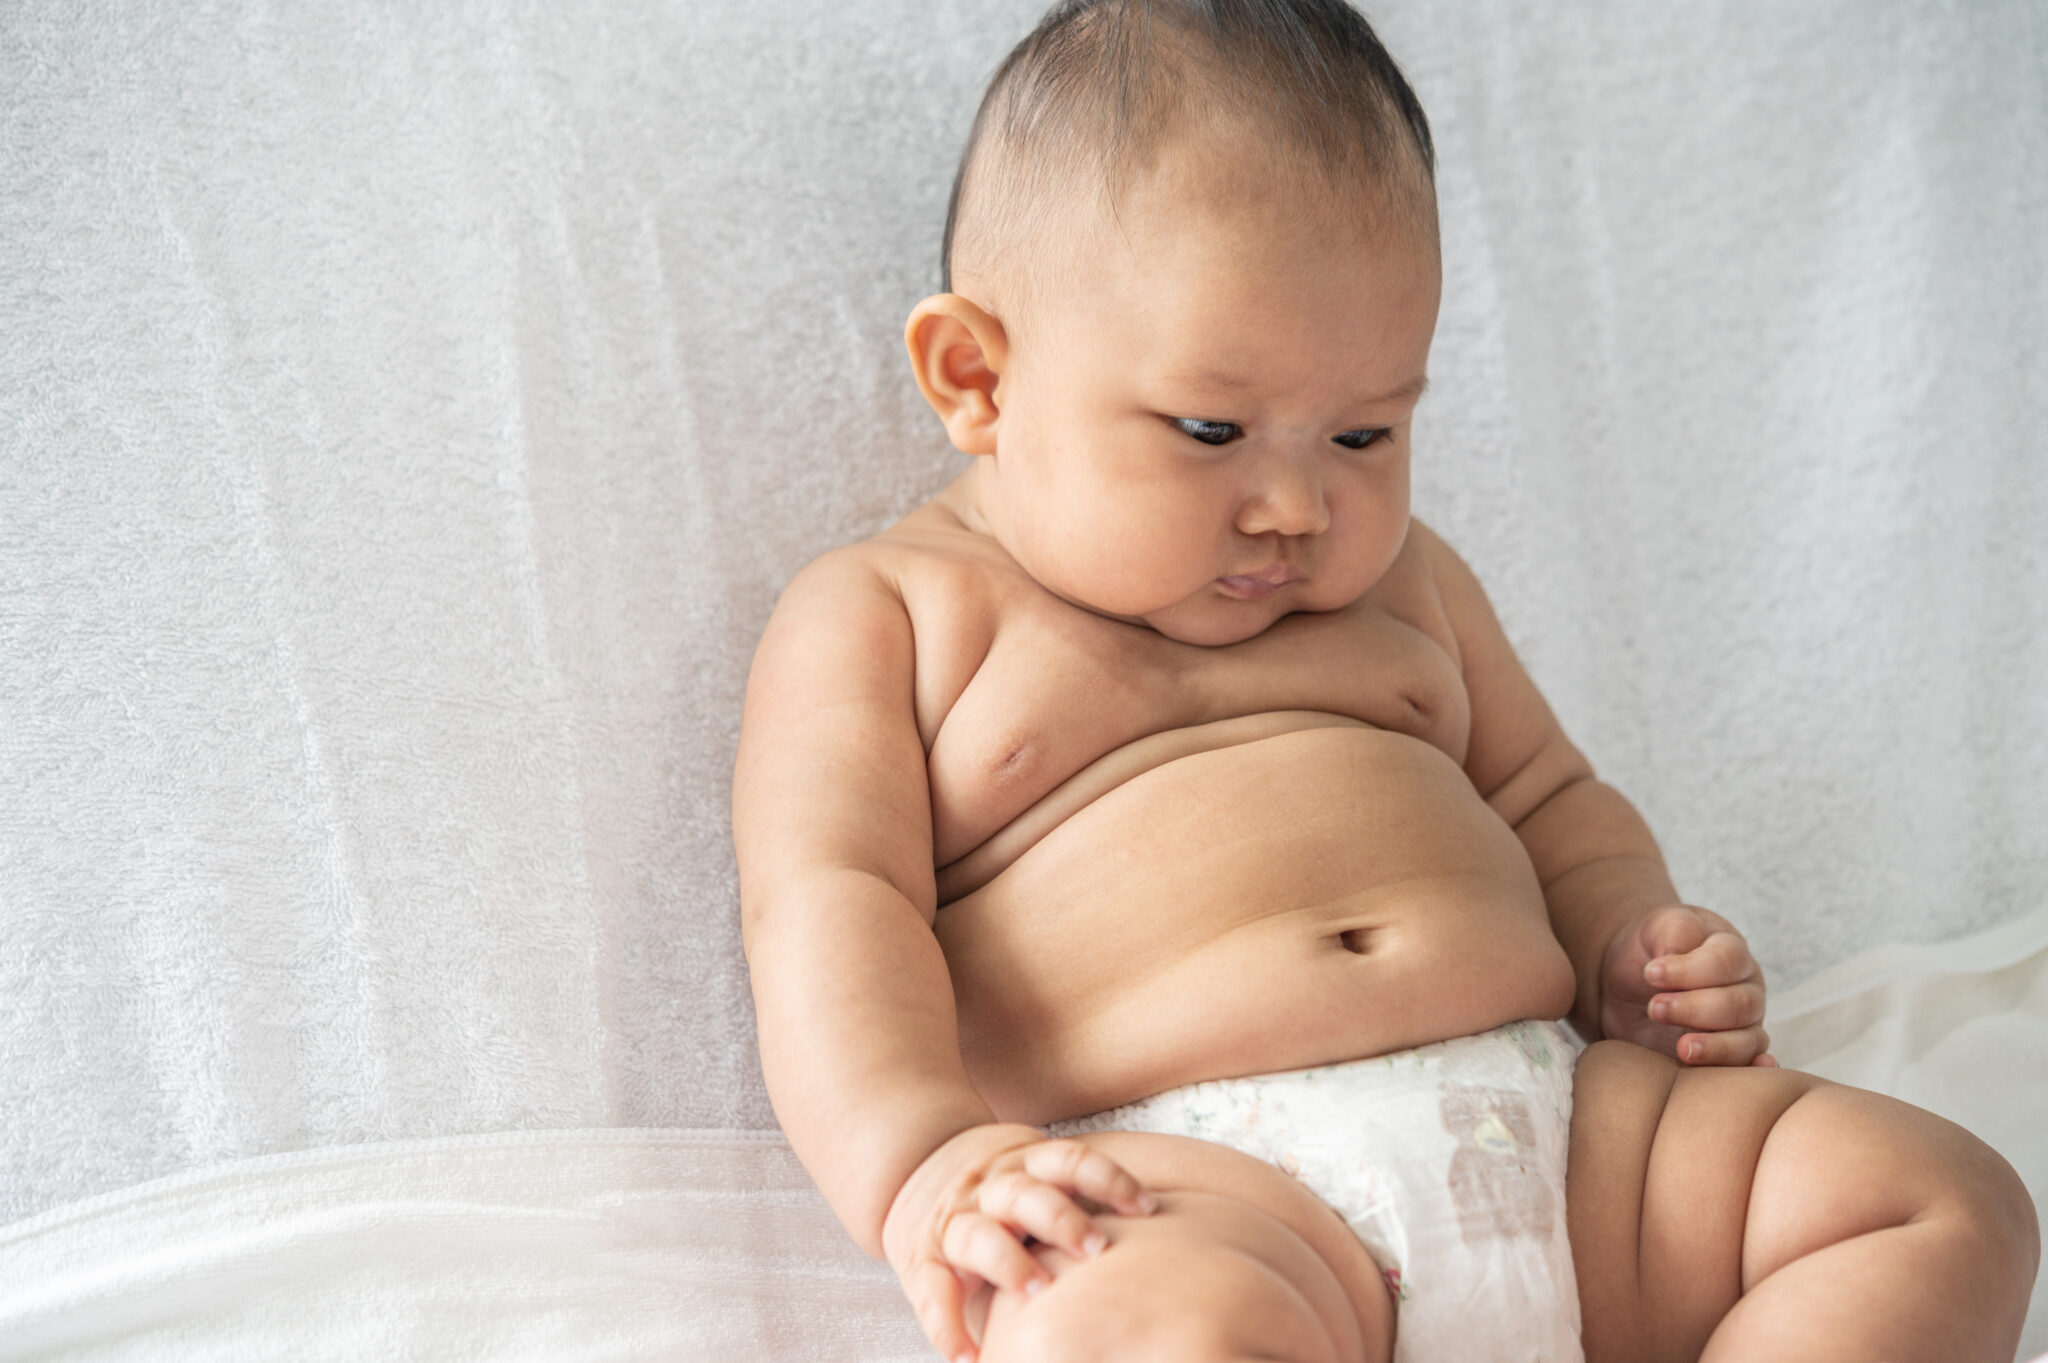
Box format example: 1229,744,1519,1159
967,1130,1395,1363
1568,1044,2037,1363
734,121,2032,1363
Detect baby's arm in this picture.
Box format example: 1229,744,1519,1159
1420,524,1771,1065
734,548,1150,1361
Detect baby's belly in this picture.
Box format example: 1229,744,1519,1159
935,721,1576,1124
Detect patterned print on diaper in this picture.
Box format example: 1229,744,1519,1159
1438,1085,1557,1246
1503,1017,1565,1070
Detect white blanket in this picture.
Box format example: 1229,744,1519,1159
2,0,2043,1316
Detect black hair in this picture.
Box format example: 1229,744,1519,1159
941,0,1436,291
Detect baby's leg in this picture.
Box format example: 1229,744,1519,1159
1568,1041,2038,1363
971,1130,1393,1363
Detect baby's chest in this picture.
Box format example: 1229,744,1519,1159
921,588,1471,866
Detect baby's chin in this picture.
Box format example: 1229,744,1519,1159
1026,581,1266,646
1137,584,1353,647
1140,608,1287,648
1045,567,1361,646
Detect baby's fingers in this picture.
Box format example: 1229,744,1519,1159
942,1210,1049,1302
1676,1024,1770,1067
1645,930,1759,991
906,1256,977,1363
977,1171,1107,1261
1649,980,1765,1033
1020,1138,1157,1218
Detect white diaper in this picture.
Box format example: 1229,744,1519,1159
1048,1019,1584,1363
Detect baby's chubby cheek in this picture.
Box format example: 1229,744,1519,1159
1019,512,1224,622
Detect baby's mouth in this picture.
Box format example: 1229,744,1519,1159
1215,565,1302,600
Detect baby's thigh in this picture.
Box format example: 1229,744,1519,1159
1566,1043,1811,1359
1566,1041,2037,1363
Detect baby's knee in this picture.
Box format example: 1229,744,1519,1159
1914,1101,2039,1270
1896,1099,2039,1290
978,1233,1364,1363
1751,1081,2037,1282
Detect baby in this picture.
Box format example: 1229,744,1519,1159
733,2,2039,1359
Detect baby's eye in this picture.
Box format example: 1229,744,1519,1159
1332,427,1390,450
1171,417,1243,446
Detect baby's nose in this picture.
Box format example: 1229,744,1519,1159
1236,452,1330,538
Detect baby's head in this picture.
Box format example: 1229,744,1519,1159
909,0,1442,646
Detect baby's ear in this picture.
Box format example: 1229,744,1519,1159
904,294,1007,456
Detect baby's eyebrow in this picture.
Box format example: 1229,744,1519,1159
1159,371,1430,404
1365,374,1430,404
1162,365,1259,393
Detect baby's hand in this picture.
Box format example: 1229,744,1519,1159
1599,904,1775,1067
881,1122,1155,1363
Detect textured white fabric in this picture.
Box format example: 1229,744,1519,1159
2,0,2043,1252
1051,1022,1584,1363
0,1129,925,1362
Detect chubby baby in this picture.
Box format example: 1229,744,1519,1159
733,2,2038,1359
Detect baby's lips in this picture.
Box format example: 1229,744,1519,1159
1228,561,1300,585
1215,565,1300,599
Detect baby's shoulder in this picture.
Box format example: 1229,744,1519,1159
777,497,979,594
768,499,1020,683
1393,517,1510,641
766,503,1018,743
